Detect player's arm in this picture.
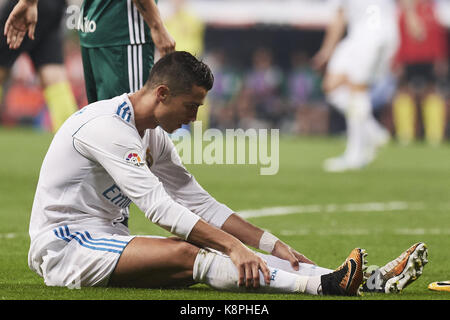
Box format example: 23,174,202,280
72,117,269,287
3,0,38,50
399,0,425,41
221,214,315,270
152,131,315,270
312,6,346,71
187,219,271,287
132,0,175,56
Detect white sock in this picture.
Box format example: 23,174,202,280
345,90,372,162
256,252,332,295
193,249,322,295
256,252,332,277
326,86,350,115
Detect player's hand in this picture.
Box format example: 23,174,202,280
271,240,315,271
4,0,38,50
151,24,176,57
228,244,271,288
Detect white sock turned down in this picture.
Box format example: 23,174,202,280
193,249,331,295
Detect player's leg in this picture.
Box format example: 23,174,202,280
109,236,199,288
31,1,78,133
392,87,417,145
255,252,333,277
83,43,154,103
323,37,389,171
109,236,306,292
109,236,365,295
80,46,98,104
419,66,446,146
37,64,78,132
0,67,9,102
0,0,24,123
0,67,9,122
193,247,366,295
422,89,446,146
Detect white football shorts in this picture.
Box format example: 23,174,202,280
327,30,399,85
30,225,139,288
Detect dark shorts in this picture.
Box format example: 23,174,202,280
81,43,154,103
401,62,437,88
0,0,66,69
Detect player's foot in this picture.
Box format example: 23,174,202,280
320,248,367,296
362,242,428,293
323,155,369,172
370,125,390,149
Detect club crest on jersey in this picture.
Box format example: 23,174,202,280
124,151,145,167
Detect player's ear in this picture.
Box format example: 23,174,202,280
156,85,170,102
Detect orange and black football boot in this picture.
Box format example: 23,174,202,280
320,248,368,296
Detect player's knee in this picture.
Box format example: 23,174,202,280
323,74,349,93
169,238,200,266
38,64,67,87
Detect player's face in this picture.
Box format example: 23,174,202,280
158,85,207,133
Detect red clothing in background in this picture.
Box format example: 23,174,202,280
396,0,448,64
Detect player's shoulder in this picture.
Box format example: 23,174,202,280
73,94,135,128
70,94,140,141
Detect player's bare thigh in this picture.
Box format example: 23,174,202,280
109,236,201,288
323,72,368,93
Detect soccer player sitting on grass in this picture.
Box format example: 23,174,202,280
28,51,427,295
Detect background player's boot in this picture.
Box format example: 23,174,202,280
320,248,367,296
323,153,371,172
362,242,428,293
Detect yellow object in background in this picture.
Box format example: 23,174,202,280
165,0,208,131
428,281,450,292
422,93,446,146
43,81,78,133
393,92,417,145
164,2,205,58
196,97,210,131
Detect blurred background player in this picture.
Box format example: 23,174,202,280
164,0,209,131
0,0,78,133
78,0,175,104
4,0,176,106
312,0,399,172
392,0,448,146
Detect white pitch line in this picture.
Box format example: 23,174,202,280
0,232,27,239
237,201,425,219
279,227,450,236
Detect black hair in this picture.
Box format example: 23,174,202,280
145,51,214,95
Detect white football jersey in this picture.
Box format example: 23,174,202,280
336,0,398,37
29,94,233,263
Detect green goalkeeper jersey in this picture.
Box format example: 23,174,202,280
78,0,157,48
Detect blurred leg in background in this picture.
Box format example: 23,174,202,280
393,0,448,146
0,0,77,133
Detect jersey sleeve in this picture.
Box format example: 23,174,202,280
72,116,200,239
149,129,234,229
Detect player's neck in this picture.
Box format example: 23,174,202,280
129,89,159,135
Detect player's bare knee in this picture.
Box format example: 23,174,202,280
170,238,200,266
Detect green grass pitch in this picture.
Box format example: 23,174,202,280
0,127,449,301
